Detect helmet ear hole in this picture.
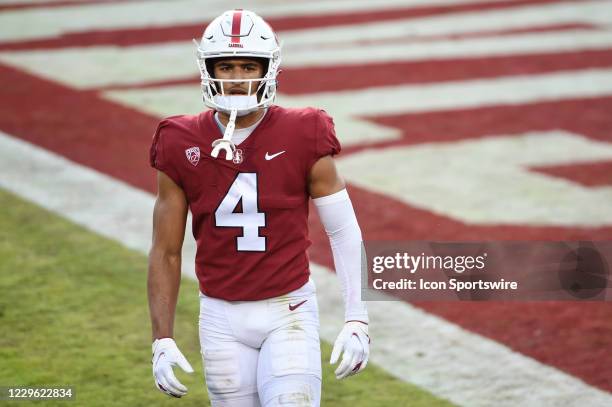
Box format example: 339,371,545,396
255,57,269,75
205,59,217,79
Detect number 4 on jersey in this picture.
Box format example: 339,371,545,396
215,173,266,252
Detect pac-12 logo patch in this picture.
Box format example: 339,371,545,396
185,147,200,166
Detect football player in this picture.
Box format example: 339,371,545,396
148,9,369,406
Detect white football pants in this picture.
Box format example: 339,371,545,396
198,279,322,407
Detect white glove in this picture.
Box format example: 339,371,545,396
329,321,370,379
152,338,194,398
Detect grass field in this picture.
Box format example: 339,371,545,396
0,188,453,406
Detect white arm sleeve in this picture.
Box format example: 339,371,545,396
313,189,368,323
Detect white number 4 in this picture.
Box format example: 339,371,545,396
215,173,266,252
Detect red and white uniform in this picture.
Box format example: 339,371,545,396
150,105,340,301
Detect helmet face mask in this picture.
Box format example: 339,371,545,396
195,9,281,115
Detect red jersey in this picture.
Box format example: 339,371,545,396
149,105,340,301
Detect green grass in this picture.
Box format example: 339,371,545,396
0,189,453,406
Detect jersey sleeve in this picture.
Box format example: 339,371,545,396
149,120,183,188
315,109,341,159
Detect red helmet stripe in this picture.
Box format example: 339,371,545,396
231,9,243,44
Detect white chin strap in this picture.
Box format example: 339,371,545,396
211,108,238,160
210,94,260,161
213,94,259,116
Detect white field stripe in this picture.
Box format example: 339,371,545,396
278,68,612,116
285,29,612,67
1,130,612,406
337,131,612,226
100,68,612,146
101,85,403,147
1,1,611,88
282,0,612,47
3,28,612,91
0,131,199,278
0,0,512,42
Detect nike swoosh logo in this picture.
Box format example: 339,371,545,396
265,151,286,160
352,332,371,344
153,351,165,366
288,299,307,311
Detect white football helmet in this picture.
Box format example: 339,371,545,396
194,9,281,161
195,9,281,115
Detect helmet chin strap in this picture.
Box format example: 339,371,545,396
213,94,259,116
211,108,238,160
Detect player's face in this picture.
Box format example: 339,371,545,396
213,58,265,97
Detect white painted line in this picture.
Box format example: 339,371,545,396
4,28,612,89
284,29,612,67
101,85,402,147
1,130,611,406
336,131,612,226
103,84,202,118
0,0,512,42
281,0,612,46
0,131,198,280
0,42,200,89
277,68,612,116
279,68,612,145
98,68,612,146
